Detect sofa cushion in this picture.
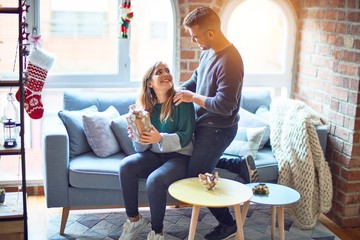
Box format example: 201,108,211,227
69,152,125,190
224,127,264,158
239,108,270,149
64,91,137,114
255,105,270,121
58,105,99,158
241,90,271,114
83,106,121,158
254,148,278,182
111,115,136,155
68,152,148,191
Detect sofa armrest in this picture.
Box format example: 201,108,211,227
315,125,328,157
42,111,70,207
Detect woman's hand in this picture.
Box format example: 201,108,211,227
127,126,135,140
139,126,162,144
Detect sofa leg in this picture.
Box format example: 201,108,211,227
60,207,70,235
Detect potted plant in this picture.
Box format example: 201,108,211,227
0,188,5,204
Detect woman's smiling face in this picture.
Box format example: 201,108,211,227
148,63,173,93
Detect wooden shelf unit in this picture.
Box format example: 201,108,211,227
0,1,28,239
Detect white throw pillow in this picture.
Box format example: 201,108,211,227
239,108,270,149
83,106,121,158
224,127,264,159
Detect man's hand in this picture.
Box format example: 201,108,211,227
139,126,162,145
173,90,194,106
174,90,207,108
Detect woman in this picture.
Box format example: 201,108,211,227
119,61,195,240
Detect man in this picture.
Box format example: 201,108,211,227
173,7,258,240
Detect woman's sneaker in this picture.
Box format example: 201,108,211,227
147,230,165,240
119,215,149,240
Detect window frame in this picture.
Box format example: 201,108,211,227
26,0,178,88
221,0,297,96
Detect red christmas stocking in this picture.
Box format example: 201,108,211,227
16,48,55,119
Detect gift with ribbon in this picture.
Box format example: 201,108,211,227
126,104,151,142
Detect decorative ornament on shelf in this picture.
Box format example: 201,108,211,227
119,0,133,39
2,92,20,148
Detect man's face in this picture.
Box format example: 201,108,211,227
186,25,211,50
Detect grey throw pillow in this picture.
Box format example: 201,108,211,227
58,105,98,158
83,106,121,158
111,115,136,155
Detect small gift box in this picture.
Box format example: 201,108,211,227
126,104,152,142
198,172,219,190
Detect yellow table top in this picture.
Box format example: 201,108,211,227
168,177,253,207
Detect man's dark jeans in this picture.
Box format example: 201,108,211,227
187,124,238,225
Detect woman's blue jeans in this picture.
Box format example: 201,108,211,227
188,124,238,225
120,151,190,233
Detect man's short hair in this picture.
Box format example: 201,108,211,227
183,7,220,31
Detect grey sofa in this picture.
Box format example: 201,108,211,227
42,90,328,234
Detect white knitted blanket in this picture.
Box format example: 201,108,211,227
269,98,333,229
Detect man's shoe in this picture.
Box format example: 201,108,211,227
119,215,149,240
204,223,237,240
245,155,259,183
147,230,165,240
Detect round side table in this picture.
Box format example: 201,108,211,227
246,183,300,240
169,177,253,240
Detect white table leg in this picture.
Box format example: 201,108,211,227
271,206,276,240
233,204,244,240
277,206,285,240
188,205,200,240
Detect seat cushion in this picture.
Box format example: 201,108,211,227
255,147,278,182
69,152,147,192
69,152,125,190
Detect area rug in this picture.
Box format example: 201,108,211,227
47,204,339,240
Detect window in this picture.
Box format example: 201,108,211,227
222,0,296,96
129,0,174,83
23,0,175,88
51,11,108,36
0,0,176,183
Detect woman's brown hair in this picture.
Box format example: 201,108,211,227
137,61,175,122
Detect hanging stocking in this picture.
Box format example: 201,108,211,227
16,48,55,119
